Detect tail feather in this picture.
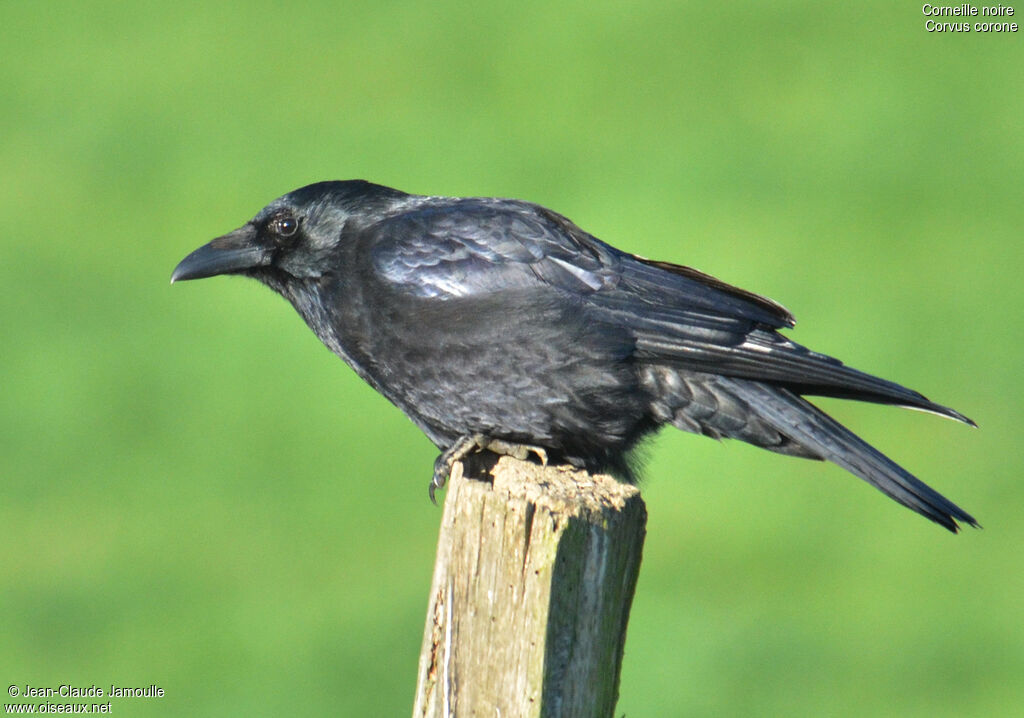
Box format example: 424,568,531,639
639,365,977,532
725,378,978,532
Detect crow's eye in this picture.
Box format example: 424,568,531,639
268,212,298,238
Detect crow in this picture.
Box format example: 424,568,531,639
171,180,977,532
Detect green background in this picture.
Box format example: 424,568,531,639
2,2,1021,715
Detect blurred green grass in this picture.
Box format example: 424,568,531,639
1,2,1021,715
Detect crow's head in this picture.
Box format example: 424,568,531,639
171,180,408,285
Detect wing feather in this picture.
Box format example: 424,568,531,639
366,196,972,424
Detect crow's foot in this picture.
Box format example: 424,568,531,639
429,434,550,504
483,438,548,466
430,434,482,504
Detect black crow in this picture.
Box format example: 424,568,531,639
172,181,977,531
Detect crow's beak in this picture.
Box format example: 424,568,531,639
171,224,271,283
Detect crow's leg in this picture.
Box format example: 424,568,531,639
429,434,549,504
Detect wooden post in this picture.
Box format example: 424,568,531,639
412,455,647,718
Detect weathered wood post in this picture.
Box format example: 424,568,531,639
412,455,647,717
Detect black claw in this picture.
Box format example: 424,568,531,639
428,473,444,505
429,454,448,505
429,473,445,505
429,435,482,506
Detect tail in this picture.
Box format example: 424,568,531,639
721,378,978,532
641,366,977,532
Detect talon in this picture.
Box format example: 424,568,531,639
429,468,444,506
530,446,548,466
430,434,485,504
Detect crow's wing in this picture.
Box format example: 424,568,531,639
370,198,789,326
370,199,617,298
370,198,970,423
